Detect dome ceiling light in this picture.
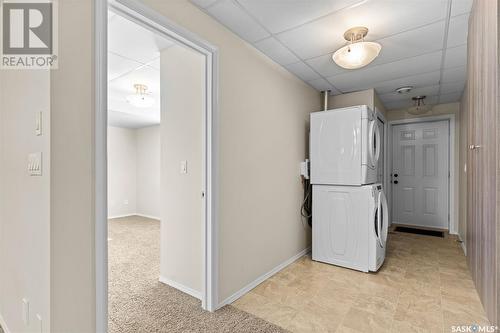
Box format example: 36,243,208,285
332,27,382,70
126,83,155,108
407,95,431,115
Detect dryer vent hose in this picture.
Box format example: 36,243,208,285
301,179,312,227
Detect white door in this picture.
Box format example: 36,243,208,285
391,120,449,229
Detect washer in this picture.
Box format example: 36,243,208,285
312,183,388,272
310,105,381,186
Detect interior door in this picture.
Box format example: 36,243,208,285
391,120,449,229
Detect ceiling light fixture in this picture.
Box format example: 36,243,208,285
332,27,381,70
396,86,413,94
407,96,431,115
126,84,154,108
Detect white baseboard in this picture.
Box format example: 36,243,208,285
0,313,11,333
159,276,202,300
218,247,311,308
135,213,160,221
108,213,135,219
108,213,160,220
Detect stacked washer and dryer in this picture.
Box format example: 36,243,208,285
310,105,389,272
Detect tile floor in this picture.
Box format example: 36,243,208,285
233,230,491,332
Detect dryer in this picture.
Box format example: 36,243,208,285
310,105,381,186
312,183,388,272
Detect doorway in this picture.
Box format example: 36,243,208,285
95,1,219,331
390,119,450,230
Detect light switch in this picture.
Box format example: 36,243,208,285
35,111,42,136
28,152,42,176
180,160,188,174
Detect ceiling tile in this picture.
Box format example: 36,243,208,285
371,21,445,66
450,0,473,17
108,109,160,128
285,62,321,81
444,44,467,68
235,0,362,34
440,81,466,95
254,37,300,66
189,0,219,9
108,52,142,81
149,57,161,70
379,85,440,103
306,53,347,78
447,14,469,48
205,0,270,42
441,66,466,83
307,77,338,93
327,51,442,92
276,0,448,59
439,91,463,103
373,70,441,95
109,15,173,64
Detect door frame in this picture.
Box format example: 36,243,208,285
94,0,220,331
386,114,456,233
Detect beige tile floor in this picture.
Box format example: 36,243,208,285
233,230,491,333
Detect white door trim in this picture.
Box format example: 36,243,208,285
386,114,456,234
94,1,220,331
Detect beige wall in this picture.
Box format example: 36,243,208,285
50,0,95,331
108,127,138,218
0,70,51,333
141,0,321,302
160,45,204,293
386,103,461,236
136,126,161,219
328,89,387,115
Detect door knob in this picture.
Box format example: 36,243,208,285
469,144,482,150
394,180,399,184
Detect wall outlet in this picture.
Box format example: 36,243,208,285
124,199,129,205
22,298,29,326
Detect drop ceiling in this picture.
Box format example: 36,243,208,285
108,11,172,128
190,0,472,110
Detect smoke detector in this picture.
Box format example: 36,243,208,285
395,86,413,94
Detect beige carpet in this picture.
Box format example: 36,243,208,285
109,216,287,333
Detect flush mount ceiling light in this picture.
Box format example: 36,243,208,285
332,27,381,70
407,96,431,115
396,86,414,94
126,83,154,108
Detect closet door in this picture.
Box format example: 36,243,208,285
466,0,498,324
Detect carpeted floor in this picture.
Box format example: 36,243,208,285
108,216,287,333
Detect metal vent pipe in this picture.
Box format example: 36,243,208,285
322,90,331,111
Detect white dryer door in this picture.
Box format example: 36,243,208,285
368,120,381,169
310,108,362,185
375,190,389,248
